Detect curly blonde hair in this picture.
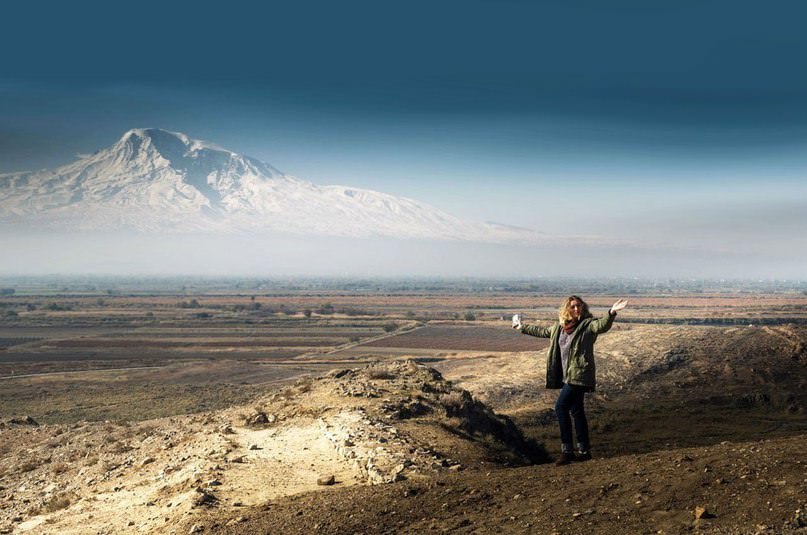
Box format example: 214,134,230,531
559,295,592,324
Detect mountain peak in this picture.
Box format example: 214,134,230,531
120,128,190,145
0,128,534,242
115,128,195,164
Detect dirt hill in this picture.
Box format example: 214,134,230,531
2,324,806,534
0,361,544,534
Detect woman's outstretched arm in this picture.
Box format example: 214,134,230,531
513,315,552,338
588,298,629,334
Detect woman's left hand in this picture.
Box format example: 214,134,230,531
610,298,629,314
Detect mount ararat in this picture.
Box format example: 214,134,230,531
0,129,537,242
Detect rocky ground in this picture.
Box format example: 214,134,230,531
1,324,806,534
188,435,807,535
0,361,543,534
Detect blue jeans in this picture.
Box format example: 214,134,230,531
555,383,590,452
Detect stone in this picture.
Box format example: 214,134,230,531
245,412,269,426
8,416,38,427
189,524,203,533
192,487,218,507
317,474,336,486
694,506,714,519
248,444,260,451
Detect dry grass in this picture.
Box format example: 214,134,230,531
367,369,395,380
32,493,73,515
18,459,40,473
50,462,69,475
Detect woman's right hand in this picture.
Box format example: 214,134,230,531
610,298,629,314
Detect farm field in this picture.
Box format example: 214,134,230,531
1,279,806,425
359,325,548,351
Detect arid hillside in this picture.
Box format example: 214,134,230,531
1,287,806,534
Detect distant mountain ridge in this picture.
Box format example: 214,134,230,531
0,128,538,242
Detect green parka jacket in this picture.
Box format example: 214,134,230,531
520,312,616,392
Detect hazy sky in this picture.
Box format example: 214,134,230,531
1,0,805,277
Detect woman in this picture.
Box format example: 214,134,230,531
513,296,628,465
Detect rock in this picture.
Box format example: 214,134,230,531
246,412,275,426
189,524,203,533
228,455,246,464
218,424,234,434
791,508,807,528
140,456,155,466
8,416,39,426
192,488,218,507
245,412,268,425
317,474,336,486
248,444,260,451
225,516,248,526
694,506,715,519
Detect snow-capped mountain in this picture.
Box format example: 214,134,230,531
0,128,535,241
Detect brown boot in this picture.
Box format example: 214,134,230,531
554,452,574,466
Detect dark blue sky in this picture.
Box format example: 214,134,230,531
1,0,806,275
2,0,804,166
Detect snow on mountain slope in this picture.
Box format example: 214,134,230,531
0,129,537,241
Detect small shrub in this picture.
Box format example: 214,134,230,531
19,460,39,473
102,460,119,472
44,303,72,311
439,391,470,416
38,493,73,514
383,322,398,333
463,312,476,321
295,378,313,394
367,369,394,380
317,303,335,315
51,462,69,475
